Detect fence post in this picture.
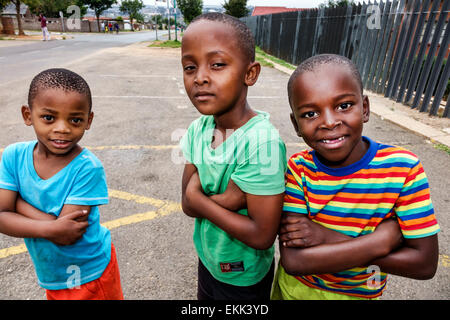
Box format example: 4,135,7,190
412,0,449,110
312,7,325,56
292,10,302,65
419,17,450,114
340,4,354,56
377,0,405,94
367,0,391,90
404,0,440,104
395,0,431,103
385,0,420,99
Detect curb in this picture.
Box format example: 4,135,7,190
269,61,450,149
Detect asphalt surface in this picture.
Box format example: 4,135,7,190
0,33,448,300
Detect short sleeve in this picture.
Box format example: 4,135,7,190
283,156,308,215
0,145,18,192
65,163,109,206
394,160,439,239
231,138,286,195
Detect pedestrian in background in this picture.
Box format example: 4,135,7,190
38,14,50,41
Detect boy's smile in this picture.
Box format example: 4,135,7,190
290,64,370,168
22,88,93,158
181,20,257,118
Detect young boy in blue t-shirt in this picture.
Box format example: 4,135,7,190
0,68,123,300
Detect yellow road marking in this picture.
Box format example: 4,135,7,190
0,190,181,259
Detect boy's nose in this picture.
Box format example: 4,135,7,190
320,109,342,130
194,67,209,85
53,121,70,133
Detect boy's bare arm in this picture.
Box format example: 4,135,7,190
184,171,283,250
280,218,402,276
0,189,88,244
181,163,203,218
16,196,90,222
369,234,439,280
209,179,246,212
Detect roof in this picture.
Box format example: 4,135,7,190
251,6,306,16
1,3,28,16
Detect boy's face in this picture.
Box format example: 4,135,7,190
22,88,93,156
290,64,370,168
181,20,259,116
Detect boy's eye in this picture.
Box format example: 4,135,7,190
212,62,226,69
42,115,54,121
71,118,83,124
183,65,195,72
301,111,318,119
337,102,352,110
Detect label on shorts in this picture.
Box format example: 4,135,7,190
220,261,245,272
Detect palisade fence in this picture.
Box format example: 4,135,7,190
241,0,450,118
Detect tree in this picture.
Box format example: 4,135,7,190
319,0,354,8
9,0,41,35
177,0,202,25
119,0,144,31
223,0,249,18
27,0,87,18
83,0,116,32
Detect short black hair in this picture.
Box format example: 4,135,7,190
287,54,363,106
28,68,92,110
190,12,255,63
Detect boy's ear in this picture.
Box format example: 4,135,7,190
290,112,301,137
21,105,32,126
85,111,94,130
244,61,261,86
362,95,370,123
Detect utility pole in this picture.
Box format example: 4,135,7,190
166,0,171,40
173,0,177,41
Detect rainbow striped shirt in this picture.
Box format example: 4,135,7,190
278,137,440,298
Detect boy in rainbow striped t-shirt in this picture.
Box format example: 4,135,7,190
271,54,440,300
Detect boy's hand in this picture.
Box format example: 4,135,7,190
210,179,247,212
46,210,89,245
279,213,327,248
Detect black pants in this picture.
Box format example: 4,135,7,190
197,259,275,300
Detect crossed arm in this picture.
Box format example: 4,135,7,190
181,163,284,250
0,189,90,245
279,213,439,280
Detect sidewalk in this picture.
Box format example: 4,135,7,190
269,61,450,149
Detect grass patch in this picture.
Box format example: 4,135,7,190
148,40,181,48
433,142,450,155
255,46,296,70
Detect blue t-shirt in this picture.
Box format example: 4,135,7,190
0,141,111,290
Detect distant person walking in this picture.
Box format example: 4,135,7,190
114,22,119,34
39,14,50,41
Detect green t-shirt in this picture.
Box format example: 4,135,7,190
180,110,287,286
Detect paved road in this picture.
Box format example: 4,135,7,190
0,30,167,85
0,35,448,300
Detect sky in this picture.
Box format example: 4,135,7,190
144,0,329,9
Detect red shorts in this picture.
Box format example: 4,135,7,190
46,243,124,300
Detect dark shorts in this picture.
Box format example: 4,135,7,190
197,258,275,300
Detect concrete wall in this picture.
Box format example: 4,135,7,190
4,16,102,33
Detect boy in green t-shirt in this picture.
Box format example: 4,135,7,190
179,13,287,300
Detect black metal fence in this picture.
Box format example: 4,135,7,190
242,0,450,118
